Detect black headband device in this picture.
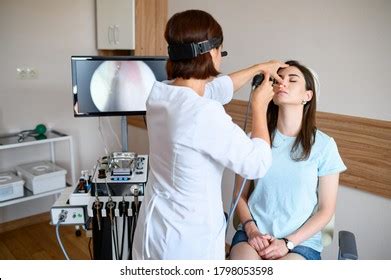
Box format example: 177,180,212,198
168,37,228,61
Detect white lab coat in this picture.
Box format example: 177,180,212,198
132,76,272,260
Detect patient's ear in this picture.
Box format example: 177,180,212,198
305,90,313,102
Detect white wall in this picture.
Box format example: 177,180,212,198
0,0,122,223
167,0,391,259
169,0,391,121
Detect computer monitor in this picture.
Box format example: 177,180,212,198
71,56,167,117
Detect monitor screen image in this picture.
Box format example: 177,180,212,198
71,56,167,117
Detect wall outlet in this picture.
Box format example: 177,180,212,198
16,68,27,79
27,68,38,79
17,67,39,79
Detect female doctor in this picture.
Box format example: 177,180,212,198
132,9,288,260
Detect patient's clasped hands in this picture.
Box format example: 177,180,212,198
247,227,289,260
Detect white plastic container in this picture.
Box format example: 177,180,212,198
0,171,24,201
15,161,67,194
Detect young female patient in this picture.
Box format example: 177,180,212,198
230,60,346,260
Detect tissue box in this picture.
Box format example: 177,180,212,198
16,161,67,194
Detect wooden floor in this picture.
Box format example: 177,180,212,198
0,220,91,260
0,217,232,260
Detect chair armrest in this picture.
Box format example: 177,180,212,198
338,230,358,260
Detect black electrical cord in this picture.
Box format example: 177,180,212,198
110,216,119,260
114,217,120,259
226,75,263,233
119,215,126,260
127,215,133,260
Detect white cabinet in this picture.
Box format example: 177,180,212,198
0,130,75,208
96,0,135,50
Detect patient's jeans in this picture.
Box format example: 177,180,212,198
231,230,321,260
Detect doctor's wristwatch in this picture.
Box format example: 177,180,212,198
282,238,295,252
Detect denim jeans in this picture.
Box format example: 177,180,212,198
231,230,321,260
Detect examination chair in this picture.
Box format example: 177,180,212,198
228,181,358,260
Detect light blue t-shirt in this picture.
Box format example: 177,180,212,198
248,129,347,252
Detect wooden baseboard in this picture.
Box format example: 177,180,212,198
0,212,50,234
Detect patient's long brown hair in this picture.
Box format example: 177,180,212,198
267,60,317,161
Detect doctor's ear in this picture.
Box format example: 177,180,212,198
209,48,219,58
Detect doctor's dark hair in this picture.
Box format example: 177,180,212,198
267,60,317,161
164,10,223,80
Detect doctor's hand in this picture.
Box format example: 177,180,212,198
245,225,273,255
259,60,289,85
259,238,289,260
251,73,274,108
